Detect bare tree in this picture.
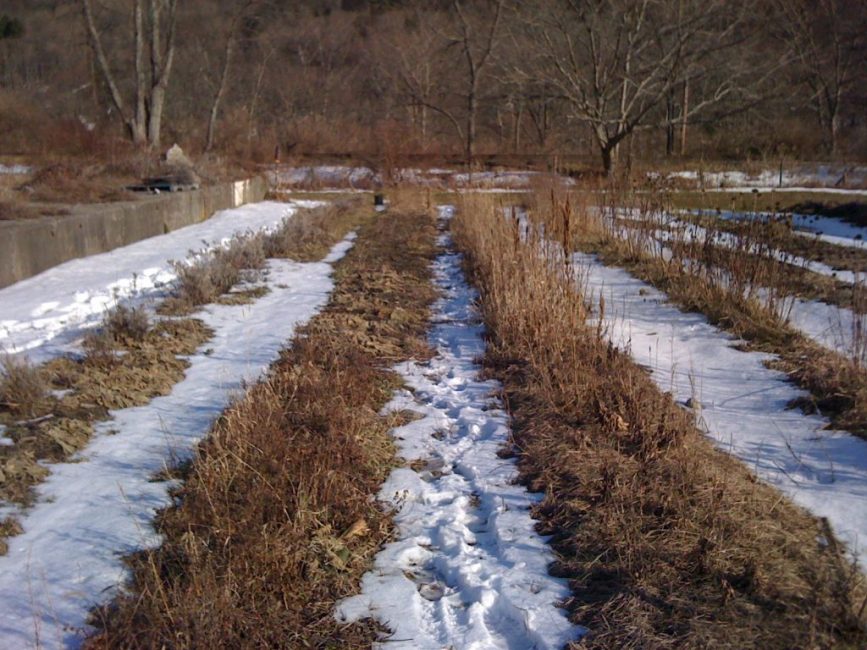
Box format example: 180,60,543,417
447,0,504,161
518,0,753,174
773,0,866,157
204,1,260,153
376,3,504,161
80,0,178,149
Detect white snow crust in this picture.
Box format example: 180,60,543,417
0,234,354,648
575,252,867,569
0,200,321,361
337,207,581,649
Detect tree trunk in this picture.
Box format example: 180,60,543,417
680,79,689,156
205,31,235,152
601,143,617,176
665,90,675,157
512,101,523,153
466,82,477,162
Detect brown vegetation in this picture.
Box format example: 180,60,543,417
0,314,211,510
86,200,439,648
2,1,866,171
452,192,867,648
540,184,867,437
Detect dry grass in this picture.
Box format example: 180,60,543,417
86,204,439,648
0,314,211,510
20,161,136,204
160,199,366,315
264,198,367,262
684,211,867,276
543,184,867,437
160,233,267,314
0,355,49,418
453,192,867,649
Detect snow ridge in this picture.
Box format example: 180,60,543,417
337,207,581,649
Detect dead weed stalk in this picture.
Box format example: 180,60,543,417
536,183,867,436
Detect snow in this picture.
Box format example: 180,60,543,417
575,251,867,570
0,235,355,649
698,209,867,246
0,164,31,175
268,165,571,192
0,200,321,362
337,207,581,650
660,164,867,190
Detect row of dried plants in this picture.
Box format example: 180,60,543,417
532,183,867,437
0,197,367,547
86,199,439,648
452,191,867,648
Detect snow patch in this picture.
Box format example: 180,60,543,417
576,251,867,570
0,200,322,362
337,207,581,649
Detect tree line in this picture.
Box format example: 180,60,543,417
0,0,864,173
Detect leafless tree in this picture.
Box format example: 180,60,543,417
387,2,504,160
773,0,866,157
81,0,178,148
518,0,755,174
204,1,260,153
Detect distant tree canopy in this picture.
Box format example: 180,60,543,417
0,0,865,168
0,15,24,39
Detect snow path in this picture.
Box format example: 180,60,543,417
0,236,354,649
337,208,581,649
0,200,321,362
574,251,867,569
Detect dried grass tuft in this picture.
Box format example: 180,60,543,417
0,355,49,418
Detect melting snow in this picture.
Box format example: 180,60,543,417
576,252,867,570
0,200,322,361
337,207,581,649
0,229,354,648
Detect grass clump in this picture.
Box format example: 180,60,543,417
0,355,49,418
453,192,867,649
264,197,367,262
86,202,439,648
162,233,266,314
104,304,150,343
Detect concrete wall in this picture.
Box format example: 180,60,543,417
0,176,268,289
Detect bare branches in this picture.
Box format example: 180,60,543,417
79,0,179,149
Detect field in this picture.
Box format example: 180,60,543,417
0,169,866,649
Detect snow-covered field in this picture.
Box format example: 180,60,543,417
692,209,867,250
575,252,867,570
269,165,567,191
659,164,867,191
338,208,581,649
0,200,355,648
0,200,321,362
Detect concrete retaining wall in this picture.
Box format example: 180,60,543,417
0,176,268,289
